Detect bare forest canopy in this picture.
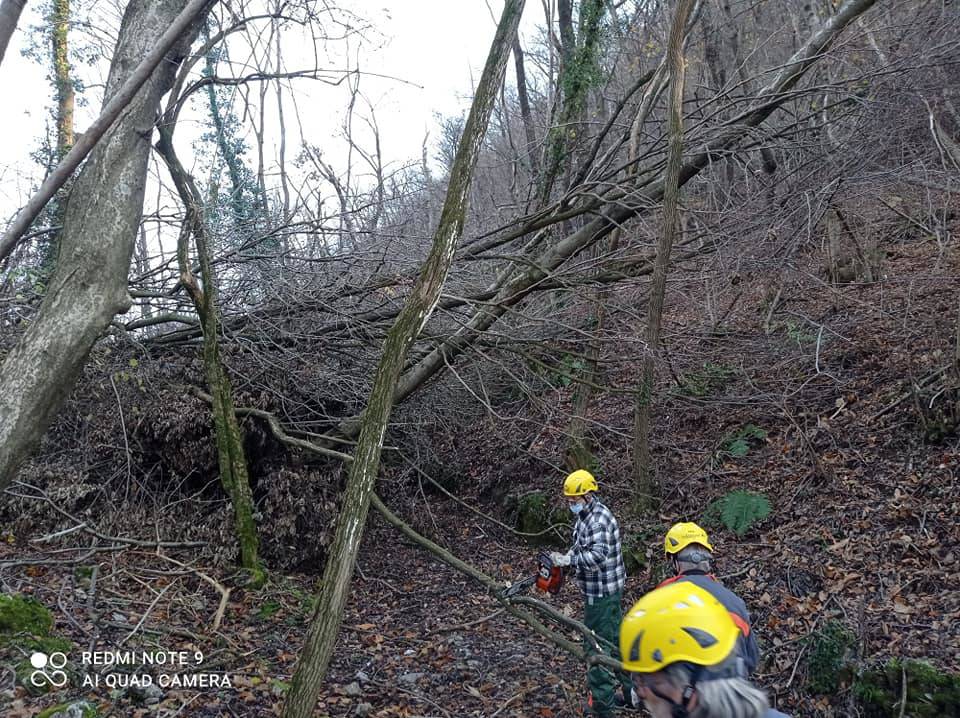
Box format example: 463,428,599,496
1,0,959,717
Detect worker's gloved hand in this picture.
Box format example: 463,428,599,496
550,551,572,567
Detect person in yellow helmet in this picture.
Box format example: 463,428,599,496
659,521,759,676
619,582,789,718
550,469,638,716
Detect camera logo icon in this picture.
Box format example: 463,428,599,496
29,651,68,688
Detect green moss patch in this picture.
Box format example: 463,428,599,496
0,593,73,695
0,593,53,637
806,620,855,694
37,701,99,718
855,659,960,717
513,491,567,547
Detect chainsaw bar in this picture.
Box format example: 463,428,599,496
501,575,536,598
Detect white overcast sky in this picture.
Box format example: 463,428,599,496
0,0,547,216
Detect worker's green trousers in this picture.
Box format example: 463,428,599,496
583,591,633,716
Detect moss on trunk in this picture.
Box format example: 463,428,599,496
156,121,264,587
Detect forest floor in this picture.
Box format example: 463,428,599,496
3,238,960,717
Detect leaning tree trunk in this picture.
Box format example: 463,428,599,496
0,0,214,264
281,2,526,715
0,0,210,493
632,0,696,512
156,125,264,587
0,0,26,68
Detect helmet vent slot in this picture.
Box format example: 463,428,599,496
682,626,718,649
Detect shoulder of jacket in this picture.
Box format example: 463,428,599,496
593,500,616,518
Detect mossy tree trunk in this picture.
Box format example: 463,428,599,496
281,2,526,715
632,0,695,512
539,0,605,206
156,124,264,586
52,0,74,160
44,0,75,274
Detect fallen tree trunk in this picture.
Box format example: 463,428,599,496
390,0,881,413
370,491,623,669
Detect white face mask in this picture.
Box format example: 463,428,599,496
569,501,585,515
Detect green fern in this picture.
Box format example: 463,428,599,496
726,438,750,457
717,424,767,460
705,490,771,536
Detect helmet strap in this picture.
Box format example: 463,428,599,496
662,664,703,718
647,686,695,718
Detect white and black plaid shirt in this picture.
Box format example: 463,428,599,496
570,497,626,599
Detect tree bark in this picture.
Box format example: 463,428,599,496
512,36,539,179
0,0,210,492
0,0,26,68
52,0,74,160
281,3,526,715
43,0,75,274
632,0,696,511
563,291,603,471
575,9,701,472
155,122,264,587
826,208,843,285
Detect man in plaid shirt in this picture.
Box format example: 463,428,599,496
551,469,638,716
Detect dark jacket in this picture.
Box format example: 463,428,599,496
658,570,760,676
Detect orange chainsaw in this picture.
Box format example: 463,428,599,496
502,552,566,598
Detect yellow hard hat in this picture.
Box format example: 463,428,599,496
619,582,739,673
664,521,713,554
563,469,598,496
